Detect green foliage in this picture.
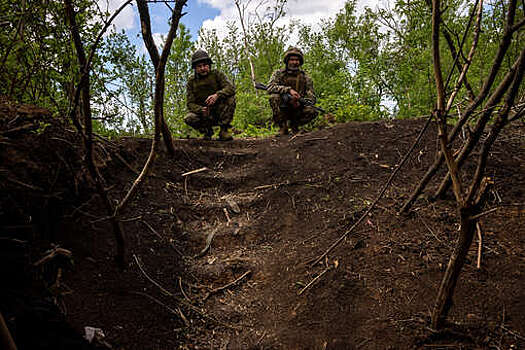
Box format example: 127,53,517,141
165,24,195,136
319,95,385,122
233,90,272,130
3,0,523,138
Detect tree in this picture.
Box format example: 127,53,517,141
63,0,133,267
425,0,525,329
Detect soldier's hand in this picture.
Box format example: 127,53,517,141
202,107,210,117
289,89,301,100
289,89,301,109
205,93,219,106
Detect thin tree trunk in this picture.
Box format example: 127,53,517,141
136,0,180,157
115,0,186,214
431,207,476,329
433,46,525,199
400,0,520,213
64,0,127,267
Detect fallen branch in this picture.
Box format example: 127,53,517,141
141,220,162,240
298,266,333,295
34,247,72,267
476,223,482,269
133,254,173,297
182,167,209,177
205,270,252,300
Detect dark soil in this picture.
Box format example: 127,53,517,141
1,101,525,349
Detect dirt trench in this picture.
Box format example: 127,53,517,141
2,112,525,349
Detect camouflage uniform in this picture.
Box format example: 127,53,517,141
267,47,318,133
184,50,236,139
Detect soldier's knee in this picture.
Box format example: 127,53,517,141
184,112,200,126
303,107,318,120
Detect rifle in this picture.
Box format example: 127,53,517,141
254,82,326,114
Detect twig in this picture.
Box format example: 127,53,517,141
182,167,208,177
179,276,192,302
300,137,329,142
205,270,252,300
223,208,231,223
469,207,500,220
418,215,443,243
0,311,17,350
4,176,44,191
133,254,173,297
254,179,309,191
298,267,333,295
141,220,162,240
114,152,139,175
501,325,525,341
476,222,482,269
141,220,183,255
177,307,190,327
129,291,181,319
194,228,218,258
33,247,72,266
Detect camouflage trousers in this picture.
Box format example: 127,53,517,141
269,94,318,129
184,95,236,134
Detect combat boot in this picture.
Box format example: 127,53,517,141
218,126,233,141
290,123,299,134
278,124,289,136
202,127,213,140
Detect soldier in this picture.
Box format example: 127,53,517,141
184,50,236,140
266,47,318,135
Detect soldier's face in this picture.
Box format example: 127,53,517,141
195,62,210,76
287,56,301,70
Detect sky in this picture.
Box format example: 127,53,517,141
100,0,387,49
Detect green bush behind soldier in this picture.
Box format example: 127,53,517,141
266,47,318,135
184,50,236,141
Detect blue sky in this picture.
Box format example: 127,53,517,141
143,1,221,40
105,0,378,49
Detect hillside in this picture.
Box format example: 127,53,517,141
1,105,524,349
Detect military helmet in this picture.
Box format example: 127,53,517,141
191,49,213,68
283,47,304,65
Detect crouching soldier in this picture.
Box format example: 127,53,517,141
267,47,318,135
184,50,236,140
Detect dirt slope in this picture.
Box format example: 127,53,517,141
3,110,524,349
56,118,525,350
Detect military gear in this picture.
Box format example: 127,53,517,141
265,69,316,103
279,124,289,136
255,82,326,114
186,70,235,115
184,67,236,138
257,68,320,134
218,126,233,141
283,47,304,65
202,128,213,140
191,49,213,68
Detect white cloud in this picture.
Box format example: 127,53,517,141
97,0,136,31
197,0,381,42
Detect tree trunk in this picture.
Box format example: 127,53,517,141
431,206,477,329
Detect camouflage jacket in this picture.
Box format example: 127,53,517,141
266,68,316,104
186,70,235,114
